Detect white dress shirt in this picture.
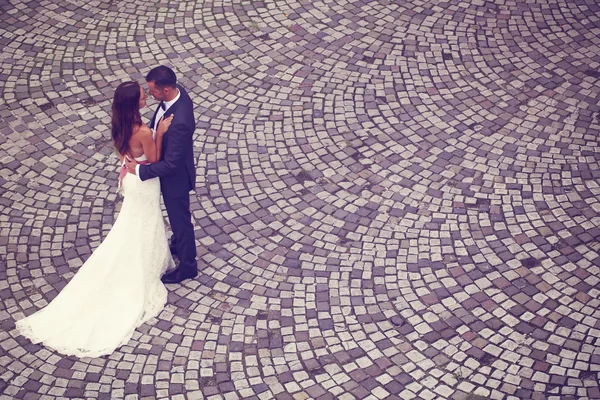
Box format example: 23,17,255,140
135,89,180,178
153,89,180,133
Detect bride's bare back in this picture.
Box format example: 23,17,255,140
120,123,159,163
128,124,150,158
120,114,172,165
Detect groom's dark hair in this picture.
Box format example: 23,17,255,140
146,66,177,89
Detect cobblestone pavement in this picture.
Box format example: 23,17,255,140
1,0,600,399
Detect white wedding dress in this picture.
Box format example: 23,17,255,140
16,154,174,358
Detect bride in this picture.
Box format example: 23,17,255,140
16,81,175,358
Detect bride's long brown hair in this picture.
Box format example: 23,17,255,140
111,82,142,156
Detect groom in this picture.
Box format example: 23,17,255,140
125,65,198,284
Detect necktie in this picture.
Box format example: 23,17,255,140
159,101,166,111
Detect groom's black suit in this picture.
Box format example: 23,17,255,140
139,85,197,275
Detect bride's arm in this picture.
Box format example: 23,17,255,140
138,126,159,163
138,116,174,163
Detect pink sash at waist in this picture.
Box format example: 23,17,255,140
119,159,150,189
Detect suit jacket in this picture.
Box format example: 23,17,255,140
139,85,196,198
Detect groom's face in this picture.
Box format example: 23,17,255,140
147,81,166,102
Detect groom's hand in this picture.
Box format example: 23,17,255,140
124,156,138,175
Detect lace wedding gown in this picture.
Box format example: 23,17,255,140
16,154,174,358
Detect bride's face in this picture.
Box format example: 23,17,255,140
138,85,148,109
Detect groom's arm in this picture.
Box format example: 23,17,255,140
139,101,194,181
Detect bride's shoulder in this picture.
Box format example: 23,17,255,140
133,124,152,137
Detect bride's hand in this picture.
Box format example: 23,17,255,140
157,114,174,136
124,154,138,175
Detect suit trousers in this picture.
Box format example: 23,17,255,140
164,194,196,272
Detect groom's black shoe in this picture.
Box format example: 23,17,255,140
161,267,197,284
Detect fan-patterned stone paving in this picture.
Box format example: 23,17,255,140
1,0,600,399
